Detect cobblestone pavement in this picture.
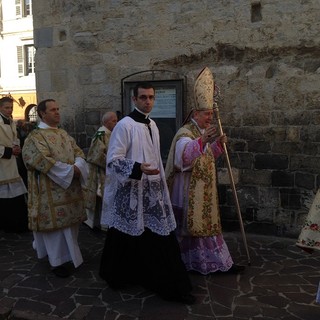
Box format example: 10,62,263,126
1,225,319,320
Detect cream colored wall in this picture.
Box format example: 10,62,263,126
10,92,37,120
0,0,36,121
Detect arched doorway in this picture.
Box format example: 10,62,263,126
24,103,37,122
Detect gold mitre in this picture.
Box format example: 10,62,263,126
194,67,214,110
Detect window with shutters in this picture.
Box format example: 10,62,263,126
17,46,24,76
17,45,36,77
26,45,35,75
25,0,32,16
15,0,22,17
16,0,33,18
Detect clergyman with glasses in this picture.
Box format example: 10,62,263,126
99,82,195,304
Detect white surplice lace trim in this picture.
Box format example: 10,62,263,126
102,158,176,236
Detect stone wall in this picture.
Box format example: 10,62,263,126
32,0,320,237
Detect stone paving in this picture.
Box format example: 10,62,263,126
0,225,319,320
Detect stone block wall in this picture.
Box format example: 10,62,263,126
32,0,320,237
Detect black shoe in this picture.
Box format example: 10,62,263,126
227,264,245,274
163,293,196,305
52,265,70,278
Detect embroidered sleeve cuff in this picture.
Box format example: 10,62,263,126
217,140,225,153
197,137,204,152
211,141,224,158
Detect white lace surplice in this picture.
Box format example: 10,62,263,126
101,117,176,236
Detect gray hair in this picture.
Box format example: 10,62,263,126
101,111,116,124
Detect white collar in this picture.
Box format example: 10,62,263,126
0,112,11,121
38,121,59,129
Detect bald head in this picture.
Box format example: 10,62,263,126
102,111,118,131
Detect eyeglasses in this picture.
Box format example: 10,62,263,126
137,95,155,101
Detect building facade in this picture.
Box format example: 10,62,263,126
0,0,36,121
31,0,320,238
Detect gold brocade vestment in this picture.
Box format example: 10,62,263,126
85,127,111,212
23,128,87,231
166,122,221,237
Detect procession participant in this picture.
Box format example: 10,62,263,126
99,82,195,304
85,111,117,229
22,99,88,278
165,67,245,275
16,119,35,187
296,190,320,254
296,190,320,303
0,97,28,233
